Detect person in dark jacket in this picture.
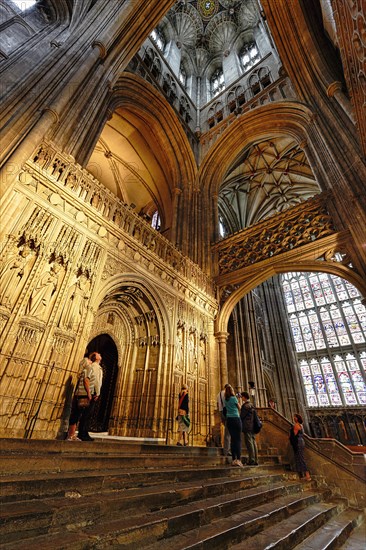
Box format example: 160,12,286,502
240,391,258,465
289,413,311,481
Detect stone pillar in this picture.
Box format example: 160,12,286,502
215,331,230,387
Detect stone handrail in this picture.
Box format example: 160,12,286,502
258,407,365,507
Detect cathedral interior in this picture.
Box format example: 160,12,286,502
0,0,365,451
1,2,366,546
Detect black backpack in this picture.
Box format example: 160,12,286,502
252,408,262,434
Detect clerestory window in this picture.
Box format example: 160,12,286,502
241,42,260,71
150,29,165,52
12,0,36,10
282,272,366,407
151,211,161,231
179,67,186,87
210,69,225,98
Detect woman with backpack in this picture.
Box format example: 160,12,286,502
240,391,259,465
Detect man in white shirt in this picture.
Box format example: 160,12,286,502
217,384,231,456
78,352,103,441
66,352,103,442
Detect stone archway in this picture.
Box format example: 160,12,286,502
87,333,118,433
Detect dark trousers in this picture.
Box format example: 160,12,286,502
243,432,258,464
226,417,242,461
69,397,95,436
78,400,95,437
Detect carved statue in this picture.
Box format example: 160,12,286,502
175,325,184,369
198,337,206,378
25,260,63,319
58,273,91,331
188,329,198,373
0,244,35,309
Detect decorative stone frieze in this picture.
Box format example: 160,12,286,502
214,194,336,275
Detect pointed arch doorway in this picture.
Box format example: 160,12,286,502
87,333,118,433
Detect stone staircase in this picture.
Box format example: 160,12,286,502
0,438,364,549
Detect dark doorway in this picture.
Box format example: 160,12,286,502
87,333,118,432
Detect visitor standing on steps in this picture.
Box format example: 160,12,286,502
217,383,231,456
224,384,244,468
176,383,190,446
240,391,259,465
66,352,103,442
289,413,312,482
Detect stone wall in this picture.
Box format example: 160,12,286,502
0,142,219,443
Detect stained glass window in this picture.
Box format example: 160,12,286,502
282,272,366,407
151,211,161,231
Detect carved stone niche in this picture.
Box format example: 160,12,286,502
17,319,45,352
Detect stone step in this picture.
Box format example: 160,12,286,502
85,490,328,549
144,498,339,550
292,508,365,550
0,464,288,503
0,451,226,475
230,500,350,549
0,439,284,476
0,472,303,544
338,519,366,549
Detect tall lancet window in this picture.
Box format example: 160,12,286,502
282,272,366,407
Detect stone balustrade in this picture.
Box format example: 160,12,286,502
29,142,214,296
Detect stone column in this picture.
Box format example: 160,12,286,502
215,331,230,387
0,44,103,198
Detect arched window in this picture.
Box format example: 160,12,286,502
150,28,165,51
12,0,36,10
179,66,186,86
218,215,227,238
151,211,161,231
240,42,260,71
282,272,366,407
210,68,225,98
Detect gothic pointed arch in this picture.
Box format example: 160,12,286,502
84,73,197,234
89,273,174,438
216,261,366,334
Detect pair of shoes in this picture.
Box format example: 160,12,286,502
176,442,183,446
67,435,81,441
79,434,94,441
235,460,244,468
248,461,258,466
